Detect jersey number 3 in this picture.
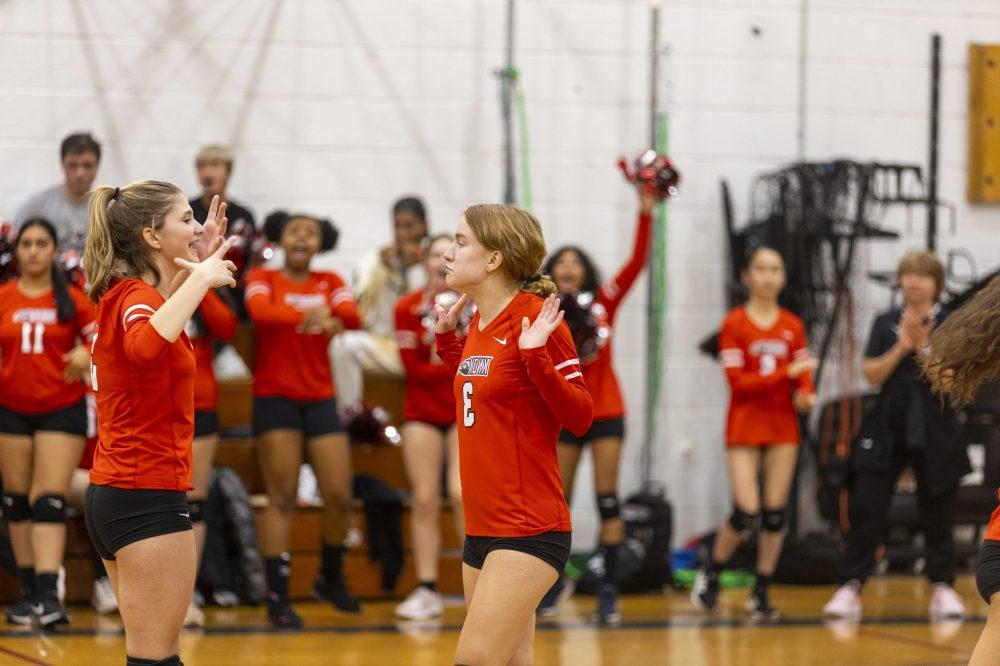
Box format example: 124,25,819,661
462,381,475,427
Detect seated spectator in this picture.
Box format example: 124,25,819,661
190,145,257,318
329,196,428,409
14,133,101,253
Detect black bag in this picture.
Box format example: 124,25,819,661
198,466,267,605
577,487,673,594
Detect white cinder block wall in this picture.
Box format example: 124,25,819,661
0,0,997,551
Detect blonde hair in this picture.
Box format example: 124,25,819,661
463,203,556,298
83,180,184,303
195,144,234,172
898,250,945,301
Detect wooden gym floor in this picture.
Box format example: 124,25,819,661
0,574,987,665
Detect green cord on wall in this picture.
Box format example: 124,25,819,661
648,115,669,445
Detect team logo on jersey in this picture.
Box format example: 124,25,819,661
284,293,327,310
12,308,56,325
458,355,493,377
749,339,788,358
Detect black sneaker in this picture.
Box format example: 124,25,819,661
313,574,361,614
593,583,621,626
690,570,720,611
267,595,303,630
33,594,69,628
5,595,34,626
747,587,780,622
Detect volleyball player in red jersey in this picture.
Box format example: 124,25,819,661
920,275,1000,664
537,187,654,623
183,288,237,627
244,211,362,628
691,247,816,621
393,233,465,620
0,218,94,626
83,182,236,666
433,204,593,666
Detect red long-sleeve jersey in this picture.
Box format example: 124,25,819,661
188,290,238,412
89,279,195,491
436,291,593,537
0,282,95,414
987,491,1000,542
581,211,652,422
245,267,362,401
395,290,456,426
718,307,814,446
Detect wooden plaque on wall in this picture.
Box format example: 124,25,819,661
968,44,1000,203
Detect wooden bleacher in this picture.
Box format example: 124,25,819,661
3,362,462,605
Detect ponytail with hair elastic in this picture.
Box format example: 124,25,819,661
520,273,557,298
83,181,184,303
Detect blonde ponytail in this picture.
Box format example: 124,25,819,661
83,180,183,303
520,273,557,298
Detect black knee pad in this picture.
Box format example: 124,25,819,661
2,494,31,522
188,500,205,525
31,495,66,524
761,508,786,533
596,493,620,521
728,506,758,533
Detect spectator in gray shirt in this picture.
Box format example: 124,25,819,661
14,133,101,253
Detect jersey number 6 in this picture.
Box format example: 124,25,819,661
462,381,475,427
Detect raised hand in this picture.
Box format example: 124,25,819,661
193,194,229,261
175,236,238,290
435,294,471,334
519,294,565,350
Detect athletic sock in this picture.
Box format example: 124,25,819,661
321,543,346,586
265,553,291,600
16,567,34,597
754,573,772,595
418,580,437,593
600,543,620,586
36,572,59,599
125,656,181,666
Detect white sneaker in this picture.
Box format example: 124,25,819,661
57,566,65,604
394,587,443,621
823,582,862,619
183,599,205,628
91,576,118,615
929,583,965,618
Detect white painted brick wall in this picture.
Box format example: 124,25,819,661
0,0,998,552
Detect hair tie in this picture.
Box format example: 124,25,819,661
112,187,120,201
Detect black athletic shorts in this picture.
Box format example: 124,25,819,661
463,531,572,575
194,410,219,438
0,399,87,438
559,417,625,446
84,484,192,561
252,397,344,438
977,539,1000,603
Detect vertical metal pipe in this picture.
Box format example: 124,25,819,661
927,33,941,251
642,1,661,487
501,0,516,204
797,0,809,159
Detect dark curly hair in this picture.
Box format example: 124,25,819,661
263,210,339,252
542,246,601,294
925,274,1000,406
